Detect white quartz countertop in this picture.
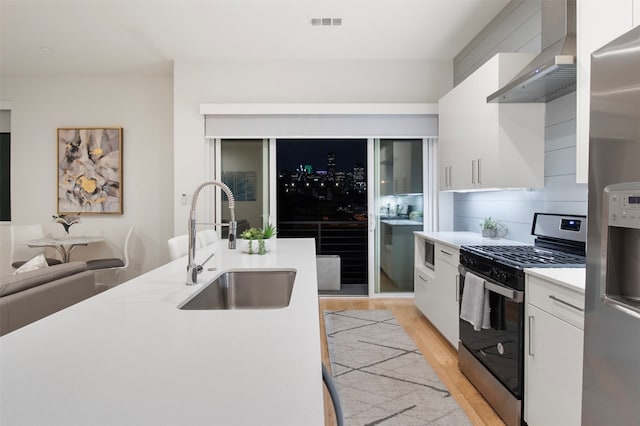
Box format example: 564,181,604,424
414,231,527,248
525,267,586,293
0,239,324,426
380,219,424,226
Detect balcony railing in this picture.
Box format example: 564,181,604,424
277,221,367,285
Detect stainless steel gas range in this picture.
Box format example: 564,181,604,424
457,213,586,426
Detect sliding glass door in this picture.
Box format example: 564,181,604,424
374,139,425,294
208,136,433,297
209,139,270,238
276,138,368,296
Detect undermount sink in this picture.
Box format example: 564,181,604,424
178,269,296,310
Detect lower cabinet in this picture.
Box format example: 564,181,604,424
525,275,584,426
384,223,423,291
414,264,435,315
414,236,460,348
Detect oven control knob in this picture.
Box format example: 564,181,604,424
497,342,505,355
497,271,508,281
490,267,499,279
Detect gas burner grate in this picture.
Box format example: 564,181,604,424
466,245,586,267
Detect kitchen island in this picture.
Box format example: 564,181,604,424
0,238,324,426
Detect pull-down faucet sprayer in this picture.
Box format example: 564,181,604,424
187,181,237,285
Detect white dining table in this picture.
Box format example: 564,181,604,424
23,236,105,263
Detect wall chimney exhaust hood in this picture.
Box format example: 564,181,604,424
487,0,576,103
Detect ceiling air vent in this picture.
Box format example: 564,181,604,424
310,17,343,27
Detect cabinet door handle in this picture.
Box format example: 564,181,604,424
440,249,452,256
471,160,477,184
418,275,428,282
455,274,460,301
549,295,584,312
477,158,481,184
528,315,534,356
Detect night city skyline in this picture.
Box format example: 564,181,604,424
276,139,367,221
276,139,367,174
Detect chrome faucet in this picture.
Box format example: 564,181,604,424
187,181,237,285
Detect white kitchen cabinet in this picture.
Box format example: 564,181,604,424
414,235,460,347
414,263,435,316
381,140,423,195
392,141,422,194
438,52,545,191
380,143,393,196
384,222,423,291
525,274,585,426
576,0,634,183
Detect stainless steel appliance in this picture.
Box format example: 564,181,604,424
487,0,576,103
582,25,640,426
424,238,435,270
458,213,586,426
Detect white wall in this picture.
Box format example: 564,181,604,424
0,75,173,278
173,59,453,234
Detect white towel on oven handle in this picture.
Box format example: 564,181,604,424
460,272,491,331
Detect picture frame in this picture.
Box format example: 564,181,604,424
57,127,123,214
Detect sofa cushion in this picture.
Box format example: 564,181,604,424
86,258,125,270
0,261,88,297
12,254,49,275
11,257,63,269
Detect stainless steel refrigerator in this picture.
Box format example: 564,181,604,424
583,25,640,425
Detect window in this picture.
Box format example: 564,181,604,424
0,132,10,221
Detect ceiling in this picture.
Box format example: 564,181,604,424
0,0,510,77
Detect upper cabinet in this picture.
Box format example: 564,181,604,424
576,0,637,183
438,53,545,191
392,141,422,194
380,140,423,195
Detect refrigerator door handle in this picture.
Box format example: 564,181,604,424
602,296,640,319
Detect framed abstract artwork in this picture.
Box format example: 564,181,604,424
222,171,257,202
57,127,123,214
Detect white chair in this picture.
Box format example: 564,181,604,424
196,229,218,248
88,226,135,293
86,225,134,271
10,224,63,268
168,234,190,260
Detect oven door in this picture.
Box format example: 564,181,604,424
458,265,525,398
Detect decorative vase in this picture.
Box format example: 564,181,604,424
52,214,80,236
238,238,272,255
482,228,497,238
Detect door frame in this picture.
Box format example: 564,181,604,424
202,104,438,297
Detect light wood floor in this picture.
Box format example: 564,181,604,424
319,297,505,426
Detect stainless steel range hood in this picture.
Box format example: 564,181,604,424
487,0,576,103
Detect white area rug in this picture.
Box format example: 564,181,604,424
324,310,471,426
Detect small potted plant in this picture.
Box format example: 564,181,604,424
480,216,506,239
239,224,277,255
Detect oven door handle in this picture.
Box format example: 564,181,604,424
484,281,523,302
458,265,524,303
